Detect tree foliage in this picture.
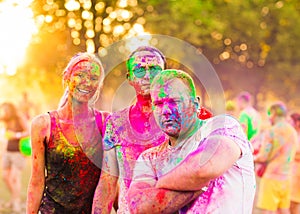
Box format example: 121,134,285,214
6,0,299,114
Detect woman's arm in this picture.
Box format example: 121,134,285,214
92,149,119,214
26,114,49,214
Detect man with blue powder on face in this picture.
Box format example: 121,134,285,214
127,69,256,213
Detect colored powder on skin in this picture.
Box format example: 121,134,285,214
116,146,124,169
126,57,135,78
158,88,166,98
265,143,272,153
176,157,183,164
157,76,165,86
156,190,166,204
91,62,100,76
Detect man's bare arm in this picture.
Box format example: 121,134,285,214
156,135,241,191
127,182,203,214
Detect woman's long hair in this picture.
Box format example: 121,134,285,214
1,102,24,131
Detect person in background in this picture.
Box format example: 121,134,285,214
236,91,262,154
225,100,237,117
92,46,168,214
254,102,298,214
289,113,300,214
0,102,29,212
127,69,256,213
26,52,109,213
19,92,37,122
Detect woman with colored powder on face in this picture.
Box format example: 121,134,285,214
92,46,169,214
26,52,109,214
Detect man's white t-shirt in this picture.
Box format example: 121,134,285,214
132,115,256,214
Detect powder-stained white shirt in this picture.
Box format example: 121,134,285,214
132,115,256,214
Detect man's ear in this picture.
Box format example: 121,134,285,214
127,72,134,84
194,96,201,108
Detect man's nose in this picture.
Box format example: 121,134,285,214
143,68,151,80
81,77,91,86
161,104,172,115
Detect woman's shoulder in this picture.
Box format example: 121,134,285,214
30,113,51,144
31,113,51,129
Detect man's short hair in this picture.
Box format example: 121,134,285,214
126,46,167,75
268,101,287,117
237,91,252,103
150,69,196,99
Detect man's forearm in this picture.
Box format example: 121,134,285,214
155,144,214,191
128,187,202,214
155,153,210,191
156,136,240,191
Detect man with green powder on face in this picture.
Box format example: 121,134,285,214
92,46,168,214
127,69,256,213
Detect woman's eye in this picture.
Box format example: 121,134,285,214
74,73,83,78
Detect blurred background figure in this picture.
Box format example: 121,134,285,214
289,112,300,214
225,100,237,117
236,91,262,154
0,102,29,212
19,92,37,123
254,102,298,214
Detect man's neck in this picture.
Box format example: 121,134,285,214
273,116,286,125
134,94,152,114
136,94,151,105
169,117,202,147
61,100,90,120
